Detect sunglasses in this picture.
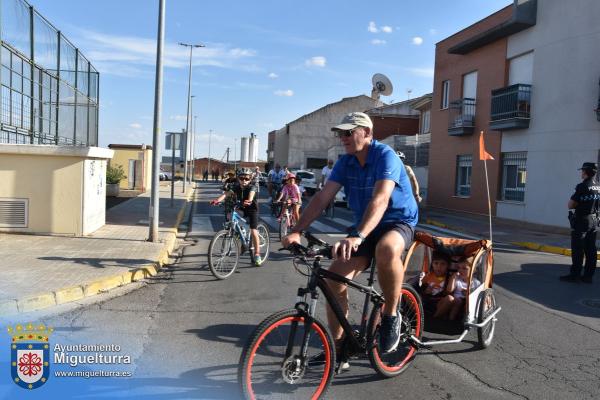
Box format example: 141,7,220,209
334,128,359,138
238,177,251,181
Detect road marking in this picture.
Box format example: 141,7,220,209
309,220,341,233
328,217,353,227
260,215,280,230
190,216,217,234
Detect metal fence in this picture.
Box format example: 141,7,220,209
0,0,98,146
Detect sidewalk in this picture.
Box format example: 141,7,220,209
421,207,576,257
0,181,195,316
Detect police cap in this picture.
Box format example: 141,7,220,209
578,162,598,171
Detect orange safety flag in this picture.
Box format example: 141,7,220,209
479,130,494,160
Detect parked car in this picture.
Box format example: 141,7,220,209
291,170,317,195
159,170,172,181
334,187,347,206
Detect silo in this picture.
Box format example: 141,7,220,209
249,133,258,162
240,137,249,162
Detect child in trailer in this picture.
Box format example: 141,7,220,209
422,251,450,297
275,173,302,224
435,257,477,320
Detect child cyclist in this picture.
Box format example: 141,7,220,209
210,168,264,266
275,173,302,224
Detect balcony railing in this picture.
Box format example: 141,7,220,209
448,98,476,136
490,84,531,130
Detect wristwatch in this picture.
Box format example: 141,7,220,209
347,228,365,241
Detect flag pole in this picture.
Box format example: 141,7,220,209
479,130,493,243
483,157,493,243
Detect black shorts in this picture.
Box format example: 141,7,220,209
242,203,258,229
353,222,414,266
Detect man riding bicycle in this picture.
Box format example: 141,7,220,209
267,163,286,200
282,111,418,356
211,168,263,265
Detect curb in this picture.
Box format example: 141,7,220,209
4,187,196,315
424,217,582,258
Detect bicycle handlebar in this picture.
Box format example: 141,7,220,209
284,231,333,259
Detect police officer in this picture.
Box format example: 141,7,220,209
561,162,600,283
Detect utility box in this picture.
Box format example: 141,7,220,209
0,144,114,236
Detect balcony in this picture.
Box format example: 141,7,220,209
448,98,476,136
490,84,531,131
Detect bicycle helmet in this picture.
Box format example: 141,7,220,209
237,167,253,177
396,151,406,161
286,173,296,179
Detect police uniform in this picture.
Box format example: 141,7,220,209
564,162,600,282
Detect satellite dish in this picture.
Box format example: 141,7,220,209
371,73,393,100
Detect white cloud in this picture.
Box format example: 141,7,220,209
169,115,187,121
274,89,294,97
429,28,438,35
268,72,279,79
412,36,424,46
74,29,258,76
371,39,387,46
406,67,434,78
381,26,393,33
129,123,142,129
368,21,379,33
305,56,326,67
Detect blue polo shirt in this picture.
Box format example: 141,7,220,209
328,140,418,227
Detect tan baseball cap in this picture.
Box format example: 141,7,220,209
331,112,373,131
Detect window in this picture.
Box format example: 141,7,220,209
500,152,527,202
421,109,430,134
441,80,450,109
455,155,472,196
306,157,328,169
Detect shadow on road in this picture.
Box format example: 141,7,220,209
495,262,600,318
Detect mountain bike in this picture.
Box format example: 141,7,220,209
277,200,298,241
208,203,270,280
238,231,424,399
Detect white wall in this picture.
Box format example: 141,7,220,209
500,0,600,228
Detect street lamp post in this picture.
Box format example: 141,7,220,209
149,0,166,243
208,129,212,181
190,95,195,184
194,115,198,183
178,42,204,193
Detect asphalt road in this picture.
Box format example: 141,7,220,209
21,183,600,399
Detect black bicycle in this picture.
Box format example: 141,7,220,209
238,231,424,399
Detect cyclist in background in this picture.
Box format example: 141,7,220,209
211,168,263,265
275,173,302,223
283,112,418,356
397,151,422,204
268,163,286,201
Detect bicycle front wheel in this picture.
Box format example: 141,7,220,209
256,223,270,263
278,214,289,241
367,284,423,378
239,309,335,400
208,230,240,279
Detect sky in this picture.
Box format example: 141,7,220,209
28,0,511,163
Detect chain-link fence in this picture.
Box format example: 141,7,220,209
0,0,98,146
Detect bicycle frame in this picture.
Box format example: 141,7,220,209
294,256,382,362
230,208,251,247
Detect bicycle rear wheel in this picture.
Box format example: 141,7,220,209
367,284,423,378
208,230,240,279
239,309,335,400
